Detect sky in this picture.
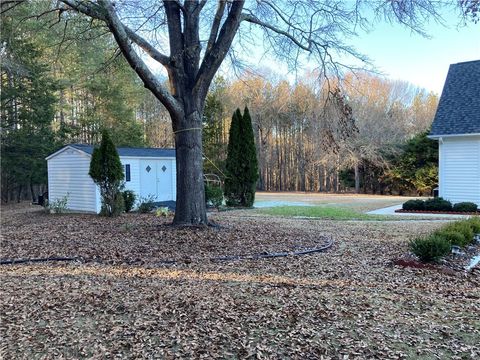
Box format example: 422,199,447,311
354,12,479,95
142,5,479,96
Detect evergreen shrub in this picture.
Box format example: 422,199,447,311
205,184,223,208
409,235,451,263
452,202,478,213
89,130,125,216
434,230,467,247
402,199,425,211
424,197,452,212
443,222,474,245
122,190,136,213
466,217,480,234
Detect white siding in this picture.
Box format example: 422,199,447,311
171,160,177,200
439,136,480,206
47,148,98,212
120,157,141,195
47,148,176,213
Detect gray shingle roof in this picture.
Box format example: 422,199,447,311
430,60,480,136
70,144,175,158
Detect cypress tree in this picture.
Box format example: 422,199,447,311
224,109,242,206
224,107,259,207
240,106,259,207
89,129,125,216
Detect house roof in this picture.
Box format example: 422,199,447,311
430,60,480,137
46,144,175,160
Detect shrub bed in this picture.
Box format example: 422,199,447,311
409,217,480,263
409,235,451,263
400,198,479,213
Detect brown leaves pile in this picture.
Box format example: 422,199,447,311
1,204,479,359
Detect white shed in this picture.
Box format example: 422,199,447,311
429,60,480,206
46,144,176,213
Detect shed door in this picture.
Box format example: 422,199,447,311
140,160,173,201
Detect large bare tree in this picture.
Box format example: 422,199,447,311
31,0,472,225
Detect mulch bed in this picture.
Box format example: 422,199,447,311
395,209,480,215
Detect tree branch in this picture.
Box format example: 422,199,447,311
195,0,245,103
240,13,311,52
59,0,170,66
206,0,226,52
97,0,181,116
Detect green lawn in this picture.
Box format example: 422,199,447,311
258,205,390,220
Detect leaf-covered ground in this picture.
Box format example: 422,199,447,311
1,204,479,359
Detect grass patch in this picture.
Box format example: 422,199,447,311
257,205,388,220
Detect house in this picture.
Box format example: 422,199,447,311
429,60,480,206
46,144,176,213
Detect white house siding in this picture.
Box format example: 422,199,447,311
120,157,141,195
439,136,480,206
47,148,98,212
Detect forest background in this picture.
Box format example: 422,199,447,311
1,2,439,203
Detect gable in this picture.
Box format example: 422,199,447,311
46,144,176,160
430,60,480,137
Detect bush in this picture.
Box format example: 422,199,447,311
452,202,478,213
138,195,156,213
434,230,468,247
100,192,124,216
122,190,136,213
205,184,223,208
89,130,125,217
466,217,480,234
46,194,69,214
443,222,474,245
409,235,451,263
424,197,452,212
402,199,425,211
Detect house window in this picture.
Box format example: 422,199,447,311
124,164,131,182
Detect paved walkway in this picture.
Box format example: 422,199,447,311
367,204,471,219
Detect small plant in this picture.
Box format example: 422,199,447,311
100,192,124,216
402,199,425,211
155,207,170,217
466,217,480,234
122,190,136,213
409,235,451,263
452,202,478,213
205,184,223,208
138,195,156,213
424,197,452,212
47,194,69,214
434,230,468,247
443,222,474,245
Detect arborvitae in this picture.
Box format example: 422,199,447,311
224,109,242,206
240,106,259,207
89,129,125,216
224,107,259,207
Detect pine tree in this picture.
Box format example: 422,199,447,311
224,107,258,207
89,130,125,216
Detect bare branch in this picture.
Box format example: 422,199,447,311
59,0,170,66
97,0,181,116
206,0,226,52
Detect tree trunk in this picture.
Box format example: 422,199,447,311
172,107,208,226
354,162,360,194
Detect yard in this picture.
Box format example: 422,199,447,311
1,202,479,359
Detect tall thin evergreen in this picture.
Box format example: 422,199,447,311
89,129,125,216
240,106,259,206
224,107,258,207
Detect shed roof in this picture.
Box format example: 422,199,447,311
430,60,480,137
47,144,175,160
